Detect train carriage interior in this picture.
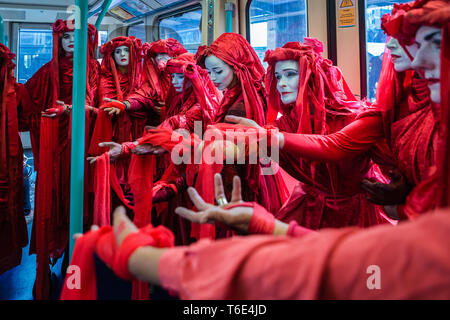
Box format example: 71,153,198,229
0,0,446,302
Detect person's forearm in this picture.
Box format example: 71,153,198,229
128,246,167,285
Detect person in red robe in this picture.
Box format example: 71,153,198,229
24,19,100,300
229,3,434,223
226,38,387,230
0,43,29,275
62,0,450,301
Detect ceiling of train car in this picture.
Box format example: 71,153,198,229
0,0,191,24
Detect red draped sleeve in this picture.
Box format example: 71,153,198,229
158,209,450,299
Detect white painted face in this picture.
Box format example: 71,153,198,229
172,73,185,93
155,53,171,70
386,37,418,72
114,45,130,67
275,60,300,105
411,26,442,104
61,32,75,54
204,54,235,91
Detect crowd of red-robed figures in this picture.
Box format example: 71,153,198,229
1,0,449,300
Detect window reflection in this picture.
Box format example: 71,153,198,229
18,29,53,84
159,7,202,54
248,0,308,67
365,0,410,101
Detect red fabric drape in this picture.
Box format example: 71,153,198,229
0,44,28,275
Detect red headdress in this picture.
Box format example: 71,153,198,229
51,19,99,107
394,0,450,205
264,38,360,134
196,33,267,126
141,38,187,103
99,36,143,101
164,52,221,126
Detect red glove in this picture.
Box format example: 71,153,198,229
43,106,66,116
100,100,126,112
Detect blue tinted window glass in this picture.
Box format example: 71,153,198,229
249,0,308,66
128,23,145,42
159,8,202,54
365,0,411,101
18,29,52,84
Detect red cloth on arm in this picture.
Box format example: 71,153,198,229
158,209,450,299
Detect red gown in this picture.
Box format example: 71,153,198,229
264,40,386,229
24,20,100,300
0,44,29,275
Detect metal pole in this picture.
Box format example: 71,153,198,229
0,15,5,45
95,0,113,30
69,0,88,259
225,2,234,33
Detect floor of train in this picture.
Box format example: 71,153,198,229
0,149,67,300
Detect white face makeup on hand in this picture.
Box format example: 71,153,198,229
114,45,130,67
204,54,235,91
172,73,185,93
61,32,75,55
275,60,300,105
155,53,171,70
411,26,442,104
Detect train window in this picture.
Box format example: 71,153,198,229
248,0,308,65
17,29,52,84
365,0,410,100
128,22,146,42
99,31,109,46
159,7,202,54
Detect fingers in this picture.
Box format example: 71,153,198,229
113,206,138,246
214,173,227,206
56,100,65,106
87,157,98,164
224,115,243,124
103,97,113,102
42,113,56,118
99,142,119,148
231,176,243,203
186,187,209,211
174,207,203,223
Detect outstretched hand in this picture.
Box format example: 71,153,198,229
225,115,262,129
87,141,123,164
175,174,253,234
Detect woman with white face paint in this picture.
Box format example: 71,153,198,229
89,36,144,151
122,39,187,128
23,19,100,300
226,38,387,230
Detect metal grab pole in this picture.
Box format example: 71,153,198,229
95,0,113,30
69,0,88,259
0,15,5,45
225,2,234,33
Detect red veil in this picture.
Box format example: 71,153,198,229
27,19,100,300
89,36,143,155
379,0,449,216
264,38,360,134
162,52,221,131
393,0,450,206
196,33,267,126
0,44,28,275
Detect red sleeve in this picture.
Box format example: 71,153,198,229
157,210,450,299
282,115,384,161
159,103,203,132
